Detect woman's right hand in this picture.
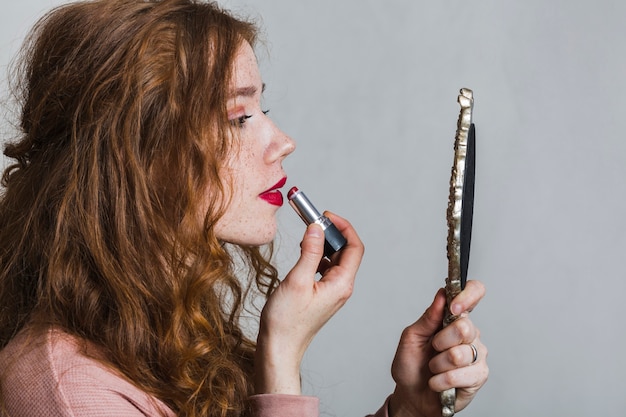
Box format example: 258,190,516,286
255,212,364,395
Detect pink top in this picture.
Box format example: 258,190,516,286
0,328,389,417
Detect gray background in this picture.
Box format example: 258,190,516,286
2,1,626,416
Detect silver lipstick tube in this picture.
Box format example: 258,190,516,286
288,188,347,258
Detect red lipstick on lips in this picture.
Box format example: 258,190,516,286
259,177,287,206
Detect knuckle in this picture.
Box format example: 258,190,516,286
481,362,490,375
431,337,443,352
469,279,486,295
400,325,413,341
471,363,489,387
448,346,465,367
351,236,365,255
335,280,354,303
453,318,473,341
480,343,489,358
481,364,490,381
428,357,438,374
442,371,461,387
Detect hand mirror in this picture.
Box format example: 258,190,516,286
440,88,476,417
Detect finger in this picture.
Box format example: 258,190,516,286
323,211,365,267
428,353,489,394
431,317,477,353
429,339,484,374
428,363,489,399
449,280,485,316
285,223,326,286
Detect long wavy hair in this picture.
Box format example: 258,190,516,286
0,0,280,415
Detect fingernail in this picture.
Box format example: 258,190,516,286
451,303,462,315
307,224,323,238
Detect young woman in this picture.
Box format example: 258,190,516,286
0,1,488,416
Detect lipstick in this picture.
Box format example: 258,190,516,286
288,187,347,259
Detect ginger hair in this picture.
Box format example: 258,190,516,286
0,1,279,415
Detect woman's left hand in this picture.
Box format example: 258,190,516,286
388,281,488,417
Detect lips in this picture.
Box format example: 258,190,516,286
259,177,287,207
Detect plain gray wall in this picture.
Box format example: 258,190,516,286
2,1,626,416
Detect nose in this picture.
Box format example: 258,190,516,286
280,131,296,159
266,124,296,164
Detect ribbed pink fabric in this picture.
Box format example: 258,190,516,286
0,328,389,417
249,394,319,417
0,328,175,416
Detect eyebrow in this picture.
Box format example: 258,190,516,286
228,83,266,99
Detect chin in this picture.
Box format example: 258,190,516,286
229,227,277,247
255,229,277,246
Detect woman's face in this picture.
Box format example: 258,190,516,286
214,41,296,245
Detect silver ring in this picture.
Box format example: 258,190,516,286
470,343,478,364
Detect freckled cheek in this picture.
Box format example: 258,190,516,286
261,142,281,163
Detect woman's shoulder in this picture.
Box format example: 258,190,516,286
0,327,175,417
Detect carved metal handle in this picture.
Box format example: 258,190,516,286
441,88,475,417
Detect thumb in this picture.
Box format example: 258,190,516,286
286,224,325,284
407,288,447,338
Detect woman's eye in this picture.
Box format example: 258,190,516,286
262,109,270,116
230,114,253,128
